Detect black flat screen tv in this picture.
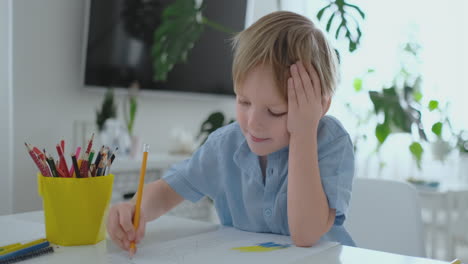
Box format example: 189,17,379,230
83,0,247,95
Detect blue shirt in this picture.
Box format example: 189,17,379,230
162,115,355,246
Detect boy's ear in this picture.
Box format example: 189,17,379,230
322,96,331,117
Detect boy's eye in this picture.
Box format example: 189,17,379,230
268,110,287,117
238,100,251,106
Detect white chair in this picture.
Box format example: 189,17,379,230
446,190,468,260
345,178,426,257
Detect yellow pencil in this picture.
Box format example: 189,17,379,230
129,144,149,257
0,238,47,256
450,259,462,264
0,243,21,254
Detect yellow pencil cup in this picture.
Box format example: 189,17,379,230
37,173,114,246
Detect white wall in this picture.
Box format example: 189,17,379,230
11,0,240,213
0,0,13,216
246,0,278,27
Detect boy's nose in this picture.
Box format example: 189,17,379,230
247,111,265,132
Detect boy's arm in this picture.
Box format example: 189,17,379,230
286,62,335,247
288,131,335,247
131,179,184,222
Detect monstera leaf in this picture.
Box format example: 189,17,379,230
197,112,235,146
317,0,365,52
151,0,204,81
151,0,232,82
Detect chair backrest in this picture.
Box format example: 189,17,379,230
448,190,468,242
344,178,426,257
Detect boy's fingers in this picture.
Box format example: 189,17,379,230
108,209,126,241
296,61,313,100
287,78,297,108
109,231,127,251
119,208,136,241
113,224,127,242
290,64,306,104
308,63,322,98
118,238,128,251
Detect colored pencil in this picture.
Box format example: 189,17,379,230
25,143,50,177
71,154,81,178
45,155,58,178
69,146,81,177
56,144,70,177
79,153,89,178
88,150,95,164
85,133,94,154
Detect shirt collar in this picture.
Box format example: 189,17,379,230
233,138,260,179
234,137,289,184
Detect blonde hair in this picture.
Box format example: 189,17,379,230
231,11,339,99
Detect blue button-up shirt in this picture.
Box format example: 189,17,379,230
163,115,355,246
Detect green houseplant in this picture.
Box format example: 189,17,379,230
123,82,139,136
96,88,117,132
197,112,235,147
351,41,462,170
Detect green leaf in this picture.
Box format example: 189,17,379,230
345,3,366,18
96,88,117,132
428,100,439,111
391,105,412,133
335,23,344,39
316,4,331,20
409,142,424,169
349,40,357,52
353,78,362,92
152,0,205,81
375,123,391,144
369,91,384,113
413,91,423,102
317,1,365,53
197,112,228,146
432,122,443,137
326,12,336,32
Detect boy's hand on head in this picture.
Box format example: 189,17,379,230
107,201,147,253
287,61,327,135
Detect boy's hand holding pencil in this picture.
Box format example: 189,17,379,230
107,201,147,253
107,144,149,257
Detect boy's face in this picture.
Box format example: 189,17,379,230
236,64,289,156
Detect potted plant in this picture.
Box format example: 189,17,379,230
124,82,140,157
197,111,235,147
96,88,117,132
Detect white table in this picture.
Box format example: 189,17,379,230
0,211,450,264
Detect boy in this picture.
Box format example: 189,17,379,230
107,11,355,255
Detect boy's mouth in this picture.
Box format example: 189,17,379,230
250,134,269,143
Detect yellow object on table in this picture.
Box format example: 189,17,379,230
37,173,114,246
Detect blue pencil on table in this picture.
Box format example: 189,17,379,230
0,239,52,262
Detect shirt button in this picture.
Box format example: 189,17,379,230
264,208,272,217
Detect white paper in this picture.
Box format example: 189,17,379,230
109,227,338,264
